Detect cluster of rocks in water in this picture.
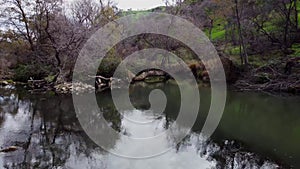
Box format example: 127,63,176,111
0,80,15,86
0,79,97,94
54,82,95,94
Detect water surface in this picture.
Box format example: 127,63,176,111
0,83,299,168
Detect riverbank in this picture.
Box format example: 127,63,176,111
1,77,299,96
1,55,299,95
233,57,300,94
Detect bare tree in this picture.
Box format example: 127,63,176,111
70,0,101,27
1,0,35,50
45,11,90,83
54,0,120,82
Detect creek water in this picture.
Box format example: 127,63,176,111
0,83,299,168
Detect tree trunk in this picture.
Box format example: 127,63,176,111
234,0,248,66
16,0,34,51
295,0,298,30
209,19,214,40
283,12,290,51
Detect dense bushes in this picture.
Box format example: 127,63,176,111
97,54,122,78
13,64,53,82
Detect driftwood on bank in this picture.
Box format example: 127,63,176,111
0,146,19,153
25,67,198,93
90,69,171,89
88,75,116,89
0,80,10,86
235,79,300,92
28,79,48,89
132,69,169,82
234,60,300,93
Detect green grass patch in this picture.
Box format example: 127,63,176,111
291,43,300,57
226,46,240,56
298,13,300,26
203,18,227,41
211,29,226,40
225,45,284,67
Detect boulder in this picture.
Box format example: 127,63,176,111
0,80,9,86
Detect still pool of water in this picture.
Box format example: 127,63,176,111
0,83,299,169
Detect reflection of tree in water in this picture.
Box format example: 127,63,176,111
96,91,122,132
126,83,279,168
174,134,279,169
0,88,121,168
0,86,282,168
128,82,181,130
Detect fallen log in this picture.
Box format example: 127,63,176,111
234,79,300,93
0,146,18,153
132,69,170,83
88,75,121,89
88,75,114,81
0,80,9,86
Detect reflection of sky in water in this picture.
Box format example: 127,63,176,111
121,109,166,137
0,87,283,168
65,135,215,169
0,99,31,146
106,109,215,168
0,92,215,169
107,145,214,169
